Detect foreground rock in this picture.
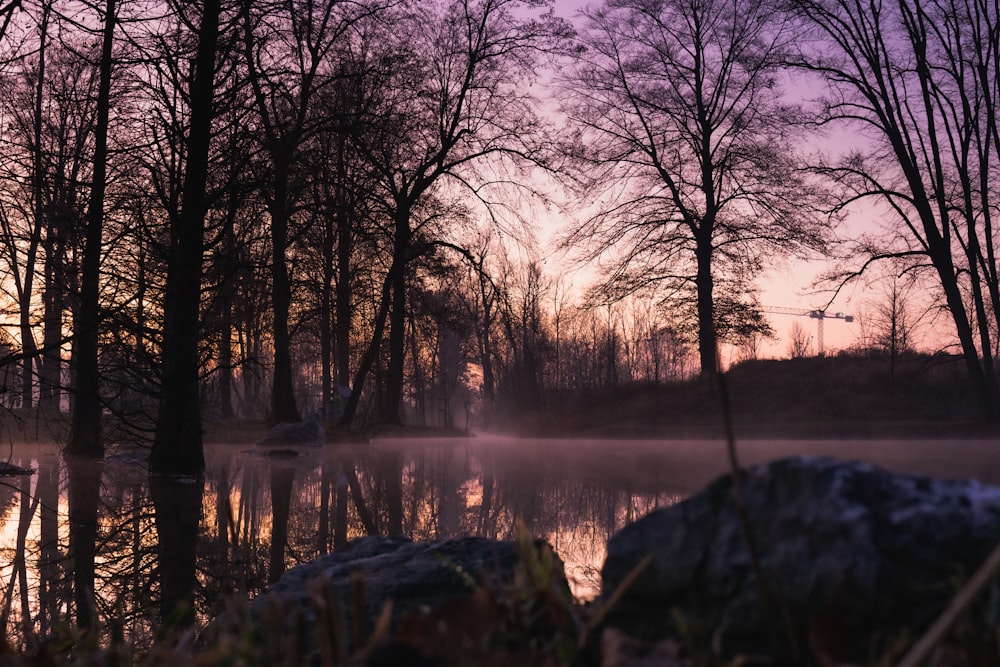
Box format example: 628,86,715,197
601,456,1000,662
236,535,565,663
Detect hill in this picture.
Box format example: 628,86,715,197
522,352,995,439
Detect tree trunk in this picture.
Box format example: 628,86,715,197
151,0,221,475
321,207,333,409
335,197,352,392
337,270,393,427
40,226,64,411
67,0,115,458
268,176,301,424
932,243,1000,419
695,233,717,378
33,1,53,412
382,210,409,424
216,196,238,420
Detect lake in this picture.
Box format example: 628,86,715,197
0,435,998,651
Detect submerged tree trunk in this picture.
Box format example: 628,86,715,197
151,0,221,475
67,0,116,458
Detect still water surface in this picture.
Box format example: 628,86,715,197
0,435,998,650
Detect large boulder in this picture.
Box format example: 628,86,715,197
234,535,564,664
601,457,1000,662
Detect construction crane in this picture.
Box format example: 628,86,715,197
761,306,855,356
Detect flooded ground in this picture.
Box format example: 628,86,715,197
0,435,997,650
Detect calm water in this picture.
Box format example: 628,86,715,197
0,435,998,650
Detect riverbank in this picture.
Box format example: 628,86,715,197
505,352,997,440
0,352,990,446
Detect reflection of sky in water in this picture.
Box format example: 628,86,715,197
1,436,1000,650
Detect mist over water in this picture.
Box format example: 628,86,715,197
0,436,997,650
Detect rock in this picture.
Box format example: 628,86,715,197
105,443,151,465
601,457,1000,662
238,535,563,663
0,461,33,476
255,420,325,447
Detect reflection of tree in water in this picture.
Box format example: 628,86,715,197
0,474,20,524
0,451,61,651
36,456,61,638
1,471,40,644
267,464,294,584
331,441,682,598
0,440,690,650
151,475,204,626
91,458,158,644
67,458,102,630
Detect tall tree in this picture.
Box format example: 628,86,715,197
240,0,377,423
311,48,378,414
343,0,571,425
790,0,1000,418
67,0,118,458
31,0,52,411
150,0,223,475
561,0,829,378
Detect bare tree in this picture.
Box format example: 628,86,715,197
150,0,224,475
787,320,812,359
68,0,118,459
790,0,1000,418
340,0,571,426
239,0,379,424
561,0,830,380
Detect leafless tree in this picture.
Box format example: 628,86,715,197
787,320,812,359
68,0,117,459
561,0,831,380
338,0,571,426
239,0,382,424
790,0,1000,418
150,0,225,475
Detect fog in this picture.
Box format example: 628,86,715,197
0,435,996,650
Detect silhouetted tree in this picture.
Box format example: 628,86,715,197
151,0,223,475
68,0,117,458
239,0,379,423
787,321,812,359
790,0,1000,418
342,0,571,425
562,0,830,379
